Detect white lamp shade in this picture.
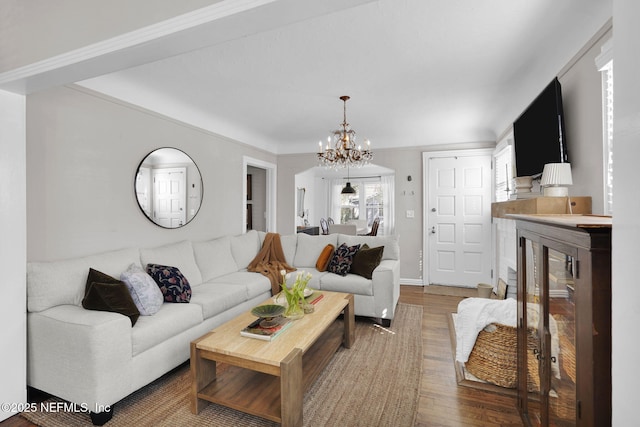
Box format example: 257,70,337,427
540,163,573,187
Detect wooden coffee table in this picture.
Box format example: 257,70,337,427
190,291,354,427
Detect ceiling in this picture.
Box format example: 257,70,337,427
75,0,611,155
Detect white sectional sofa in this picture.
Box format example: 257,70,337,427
26,230,400,423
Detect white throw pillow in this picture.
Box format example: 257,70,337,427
120,263,164,315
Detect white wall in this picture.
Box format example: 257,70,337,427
612,0,640,423
0,90,26,421
559,25,612,214
278,142,493,282
26,85,276,261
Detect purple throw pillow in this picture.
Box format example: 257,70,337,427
146,264,192,303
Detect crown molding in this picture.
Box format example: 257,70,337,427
0,0,276,89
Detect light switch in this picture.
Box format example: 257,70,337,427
406,210,415,218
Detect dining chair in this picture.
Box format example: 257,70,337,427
367,217,380,236
320,218,329,235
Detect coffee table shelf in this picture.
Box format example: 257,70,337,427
191,291,354,427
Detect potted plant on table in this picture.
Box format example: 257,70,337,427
280,270,312,320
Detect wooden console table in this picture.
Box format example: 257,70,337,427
492,197,592,298
492,196,592,218
296,226,320,235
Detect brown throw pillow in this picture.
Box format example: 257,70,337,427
315,244,335,271
350,244,384,279
82,268,140,326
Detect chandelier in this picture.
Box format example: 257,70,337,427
317,95,373,169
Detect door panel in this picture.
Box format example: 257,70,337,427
427,153,492,287
152,167,186,228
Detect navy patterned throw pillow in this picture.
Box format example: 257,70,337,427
146,264,192,303
328,243,361,276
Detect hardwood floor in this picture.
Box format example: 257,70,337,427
2,285,523,426
401,285,523,426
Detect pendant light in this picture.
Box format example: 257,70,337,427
342,166,356,194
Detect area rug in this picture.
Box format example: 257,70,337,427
447,312,516,397
22,303,423,427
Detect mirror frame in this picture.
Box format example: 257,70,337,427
134,147,203,229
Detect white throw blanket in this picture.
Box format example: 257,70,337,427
454,297,560,379
455,297,517,363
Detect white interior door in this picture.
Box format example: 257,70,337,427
426,151,493,287
152,167,186,228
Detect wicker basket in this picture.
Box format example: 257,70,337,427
465,323,540,391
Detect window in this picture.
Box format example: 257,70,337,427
339,180,383,226
330,175,394,235
596,38,613,215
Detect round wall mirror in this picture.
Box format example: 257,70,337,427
135,147,203,228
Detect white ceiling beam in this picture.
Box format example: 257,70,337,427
0,0,376,94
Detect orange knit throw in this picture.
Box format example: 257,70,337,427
247,233,296,295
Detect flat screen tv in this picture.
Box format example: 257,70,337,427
513,77,568,178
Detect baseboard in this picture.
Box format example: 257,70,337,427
400,278,424,286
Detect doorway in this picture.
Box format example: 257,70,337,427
247,166,267,231
423,149,493,288
243,157,276,233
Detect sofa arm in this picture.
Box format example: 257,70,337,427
28,305,133,408
371,259,400,320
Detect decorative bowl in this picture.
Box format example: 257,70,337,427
251,304,285,319
273,288,314,305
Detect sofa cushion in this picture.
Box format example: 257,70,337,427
338,235,400,261
146,264,192,303
131,302,203,356
27,247,140,313
327,243,361,276
280,234,298,266
189,283,249,319
350,244,384,279
315,244,335,272
81,268,140,326
210,271,271,300
230,230,261,269
294,233,338,267
120,263,164,315
140,240,202,287
320,272,374,296
193,236,239,281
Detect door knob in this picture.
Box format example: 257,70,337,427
430,226,436,234
431,208,436,212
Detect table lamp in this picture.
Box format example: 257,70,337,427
540,163,573,197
